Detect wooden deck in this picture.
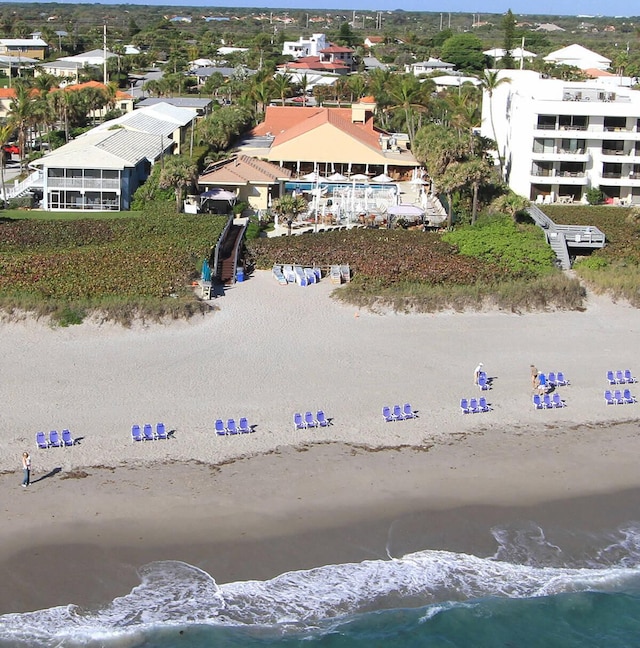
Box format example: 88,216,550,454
527,205,605,270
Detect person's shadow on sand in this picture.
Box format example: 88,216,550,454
32,467,62,484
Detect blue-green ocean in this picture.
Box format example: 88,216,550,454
3,521,640,647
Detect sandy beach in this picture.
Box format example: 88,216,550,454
1,270,640,615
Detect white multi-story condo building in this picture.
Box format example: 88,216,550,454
481,70,640,205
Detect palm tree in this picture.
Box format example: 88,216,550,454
271,72,293,106
387,74,430,146
271,193,309,235
250,79,273,116
479,70,510,180
492,191,530,222
158,155,198,213
8,81,33,171
456,158,494,224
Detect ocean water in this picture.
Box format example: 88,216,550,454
3,521,640,647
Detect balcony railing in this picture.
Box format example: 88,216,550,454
557,171,586,177
602,172,623,179
47,178,120,189
602,149,627,156
532,170,554,176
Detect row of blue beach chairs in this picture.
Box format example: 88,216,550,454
382,404,417,422
36,429,75,448
460,397,491,414
543,372,570,387
131,423,168,441
604,389,636,405
273,265,321,287
607,370,637,385
294,411,330,429
216,418,252,435
533,393,566,409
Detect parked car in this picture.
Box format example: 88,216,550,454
2,144,20,155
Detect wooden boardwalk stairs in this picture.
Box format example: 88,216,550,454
527,205,605,270
213,217,247,285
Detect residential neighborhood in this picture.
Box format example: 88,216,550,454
0,5,638,219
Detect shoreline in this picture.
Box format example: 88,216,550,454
3,421,640,615
1,271,640,615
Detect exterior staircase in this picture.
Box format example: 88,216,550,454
212,217,247,285
527,204,605,270
1,169,43,201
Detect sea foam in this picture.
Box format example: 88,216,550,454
2,522,640,646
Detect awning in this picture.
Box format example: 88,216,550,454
387,204,424,217
200,188,237,203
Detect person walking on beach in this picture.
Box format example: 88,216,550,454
474,363,483,386
21,452,31,488
530,365,538,390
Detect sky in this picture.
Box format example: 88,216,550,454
21,0,639,19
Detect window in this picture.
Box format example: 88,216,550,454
533,138,554,154
537,115,556,130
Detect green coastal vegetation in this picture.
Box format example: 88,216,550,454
0,4,639,322
0,204,226,325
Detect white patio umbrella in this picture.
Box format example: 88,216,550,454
351,173,369,182
371,173,393,183
327,172,348,182
301,171,327,182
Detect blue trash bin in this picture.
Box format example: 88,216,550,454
236,267,244,282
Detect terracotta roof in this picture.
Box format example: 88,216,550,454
253,105,382,153
583,68,615,78
320,45,353,53
279,56,349,72
365,36,384,43
198,154,291,185
0,88,16,99
64,80,133,99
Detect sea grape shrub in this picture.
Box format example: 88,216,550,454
0,215,226,301
247,229,506,285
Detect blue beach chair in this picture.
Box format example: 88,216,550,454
293,413,306,430
131,424,143,442
49,430,62,447
215,419,226,436
316,410,329,427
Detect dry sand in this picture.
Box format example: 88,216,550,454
1,270,640,613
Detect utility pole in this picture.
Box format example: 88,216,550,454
103,23,107,84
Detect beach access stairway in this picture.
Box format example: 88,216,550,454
212,215,247,285
527,205,605,270
1,169,44,201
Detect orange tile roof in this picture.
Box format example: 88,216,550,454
253,105,382,153
0,88,16,99
583,67,615,77
63,80,133,99
320,45,353,53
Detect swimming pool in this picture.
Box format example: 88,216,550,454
285,181,399,196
